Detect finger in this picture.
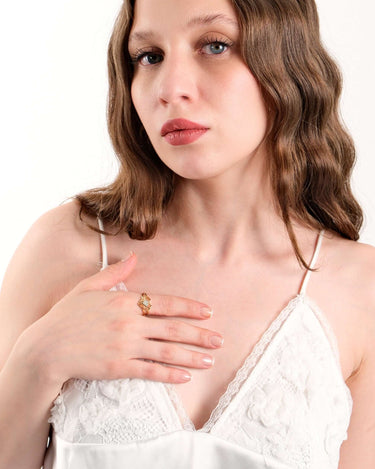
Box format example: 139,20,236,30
141,317,224,349
127,358,192,384
78,253,137,292
136,339,215,370
134,293,213,319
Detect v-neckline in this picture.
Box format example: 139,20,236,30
161,293,305,433
109,229,325,434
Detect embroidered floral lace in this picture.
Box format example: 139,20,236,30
48,292,352,469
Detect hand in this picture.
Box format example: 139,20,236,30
23,253,224,387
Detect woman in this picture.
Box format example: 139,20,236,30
0,0,374,467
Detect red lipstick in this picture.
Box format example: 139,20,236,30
161,118,209,146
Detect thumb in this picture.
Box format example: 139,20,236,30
79,252,137,292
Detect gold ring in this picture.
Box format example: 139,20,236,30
137,292,152,316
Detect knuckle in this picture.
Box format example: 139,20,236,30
106,337,133,356
159,345,175,362
143,362,158,381
191,352,202,367
160,295,173,314
189,300,201,316
135,361,179,384
200,329,210,346
108,318,128,333
108,317,137,336
165,320,181,339
104,359,121,377
124,318,139,337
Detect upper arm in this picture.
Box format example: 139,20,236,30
0,200,99,371
339,248,375,468
339,347,375,468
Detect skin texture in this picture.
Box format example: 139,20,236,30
127,0,375,466
129,0,269,182
0,0,374,467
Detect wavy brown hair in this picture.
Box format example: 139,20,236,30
75,0,363,269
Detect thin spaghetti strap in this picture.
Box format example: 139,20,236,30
97,217,108,271
299,229,325,296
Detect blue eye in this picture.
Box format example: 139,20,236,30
204,42,228,55
130,38,232,67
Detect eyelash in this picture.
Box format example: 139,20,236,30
129,36,234,66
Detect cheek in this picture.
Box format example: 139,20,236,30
130,81,142,117
131,79,151,127
219,68,268,139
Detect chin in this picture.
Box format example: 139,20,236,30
170,164,231,181
156,147,231,180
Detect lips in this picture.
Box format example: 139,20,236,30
161,119,209,146
161,119,208,137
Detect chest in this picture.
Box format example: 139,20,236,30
123,251,343,430
102,234,360,431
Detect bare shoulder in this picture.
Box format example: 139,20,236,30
303,230,375,384
0,199,102,367
342,237,375,353
323,231,375,304
8,199,103,298
323,231,375,363
324,236,375,465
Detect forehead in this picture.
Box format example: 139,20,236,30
129,0,238,46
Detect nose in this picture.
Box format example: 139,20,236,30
157,52,199,106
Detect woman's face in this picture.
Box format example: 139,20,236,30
128,0,269,180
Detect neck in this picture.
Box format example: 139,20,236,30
160,155,305,265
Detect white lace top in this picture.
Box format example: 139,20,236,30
43,224,353,469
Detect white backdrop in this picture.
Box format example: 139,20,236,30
0,0,374,287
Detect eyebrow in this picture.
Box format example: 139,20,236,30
128,13,238,45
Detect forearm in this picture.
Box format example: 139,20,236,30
0,334,61,469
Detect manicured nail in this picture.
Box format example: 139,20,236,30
202,356,215,367
200,306,213,318
178,372,192,382
210,335,224,347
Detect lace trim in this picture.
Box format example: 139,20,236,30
164,383,195,431
213,302,352,469
200,295,303,432
164,295,303,433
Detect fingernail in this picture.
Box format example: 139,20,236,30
202,356,215,367
210,335,224,347
121,251,134,262
178,372,192,382
200,306,213,318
